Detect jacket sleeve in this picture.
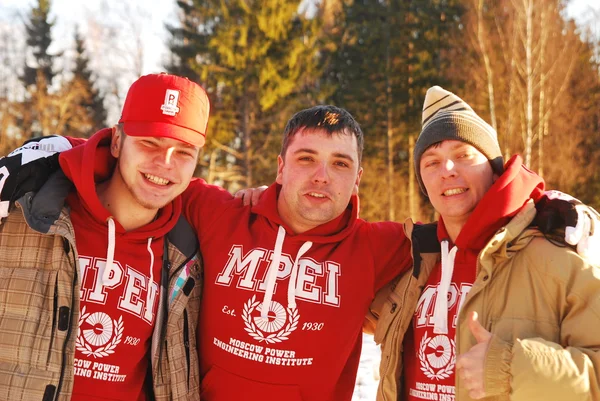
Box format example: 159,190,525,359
483,246,600,400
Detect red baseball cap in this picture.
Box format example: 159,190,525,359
118,73,210,147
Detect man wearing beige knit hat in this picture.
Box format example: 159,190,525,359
367,86,600,401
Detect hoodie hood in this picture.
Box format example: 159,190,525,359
59,128,181,240
252,183,358,244
59,128,181,311
432,155,544,334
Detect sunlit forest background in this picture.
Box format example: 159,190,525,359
1,0,599,221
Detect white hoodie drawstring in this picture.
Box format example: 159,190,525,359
288,241,313,310
261,226,286,319
433,240,458,334
103,217,117,285
104,218,156,317
260,225,313,318
146,237,155,317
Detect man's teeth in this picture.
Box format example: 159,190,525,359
308,192,326,198
145,174,169,185
443,188,466,196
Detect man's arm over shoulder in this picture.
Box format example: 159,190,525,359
181,178,238,239
367,221,413,292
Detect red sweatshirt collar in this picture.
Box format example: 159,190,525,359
438,155,545,251
252,183,359,244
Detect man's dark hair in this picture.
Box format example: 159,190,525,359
280,105,364,164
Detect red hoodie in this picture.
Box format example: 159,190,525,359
59,129,181,401
181,180,412,401
402,155,544,400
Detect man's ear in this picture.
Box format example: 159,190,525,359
110,126,122,158
276,155,285,185
353,167,363,195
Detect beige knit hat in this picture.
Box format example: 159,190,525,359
414,86,504,195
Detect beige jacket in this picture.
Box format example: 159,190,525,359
0,173,202,401
366,201,600,401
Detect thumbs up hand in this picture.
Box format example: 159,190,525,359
456,311,492,399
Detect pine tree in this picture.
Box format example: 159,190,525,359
22,0,55,88
167,0,320,188
18,0,57,138
319,0,464,221
71,27,107,133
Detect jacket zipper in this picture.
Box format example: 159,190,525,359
183,310,190,390
54,240,78,401
155,244,198,387
47,277,58,366
378,271,416,401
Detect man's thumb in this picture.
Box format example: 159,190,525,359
468,311,491,343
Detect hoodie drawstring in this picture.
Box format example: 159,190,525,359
146,237,155,317
287,241,313,310
103,217,117,285
433,240,457,334
261,226,287,319
103,217,156,317
260,225,313,319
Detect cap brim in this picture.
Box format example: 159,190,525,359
123,121,206,148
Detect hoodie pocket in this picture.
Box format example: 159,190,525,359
0,267,60,373
201,364,303,401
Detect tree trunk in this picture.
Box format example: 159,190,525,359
409,134,416,220
537,7,547,177
207,149,218,184
385,0,395,221
242,93,253,187
476,0,497,130
523,0,534,168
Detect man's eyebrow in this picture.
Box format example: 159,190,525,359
179,143,198,150
154,137,197,150
450,142,469,150
422,148,438,158
293,147,318,155
293,148,355,163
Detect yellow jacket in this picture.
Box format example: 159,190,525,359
366,201,600,401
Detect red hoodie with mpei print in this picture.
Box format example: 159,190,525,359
403,155,544,401
59,129,181,401
181,181,413,401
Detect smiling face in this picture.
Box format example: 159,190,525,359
420,140,497,238
275,127,363,234
110,128,199,212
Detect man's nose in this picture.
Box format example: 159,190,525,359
157,147,175,166
441,159,457,177
312,162,330,183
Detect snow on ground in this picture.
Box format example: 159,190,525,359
352,334,381,401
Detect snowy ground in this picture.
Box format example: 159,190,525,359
352,334,381,401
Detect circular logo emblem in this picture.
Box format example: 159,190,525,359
76,306,123,358
418,331,455,380
242,295,299,344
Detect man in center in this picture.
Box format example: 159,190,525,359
181,105,413,400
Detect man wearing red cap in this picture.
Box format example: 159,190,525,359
0,73,208,401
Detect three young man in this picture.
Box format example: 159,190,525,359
0,77,597,401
